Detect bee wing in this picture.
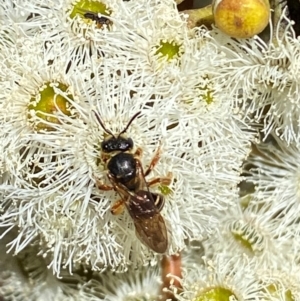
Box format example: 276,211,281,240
130,160,168,252
107,160,168,253
133,213,168,253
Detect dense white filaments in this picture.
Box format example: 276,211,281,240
86,267,161,301
0,230,111,300
202,202,294,268
175,254,262,301
0,230,68,301
0,0,257,274
210,9,300,142
0,0,40,48
176,252,300,301
2,0,300,299
0,38,251,274
256,265,300,301
16,0,179,65
245,133,300,233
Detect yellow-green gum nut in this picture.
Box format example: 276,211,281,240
212,0,270,38
69,0,110,20
28,82,73,131
195,287,236,301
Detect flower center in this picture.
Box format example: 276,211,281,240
195,287,237,301
28,82,73,131
263,284,294,301
229,220,263,254
154,40,182,62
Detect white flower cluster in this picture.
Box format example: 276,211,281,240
211,8,300,143
0,0,250,274
1,0,300,300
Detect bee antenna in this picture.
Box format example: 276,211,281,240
93,110,115,137
119,111,141,136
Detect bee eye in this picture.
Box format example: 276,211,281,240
101,141,109,152
127,138,134,149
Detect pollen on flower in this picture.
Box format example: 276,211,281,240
148,38,185,72
158,184,173,196
197,79,215,105
182,82,214,107
194,287,237,301
229,220,264,254
28,82,73,131
201,88,214,105
263,283,294,301
154,40,183,62
178,74,224,117
18,148,47,187
202,199,294,268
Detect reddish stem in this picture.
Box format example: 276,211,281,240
160,254,183,301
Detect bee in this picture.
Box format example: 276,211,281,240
77,8,112,27
94,111,172,253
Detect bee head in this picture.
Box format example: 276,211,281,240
101,135,134,153
94,111,141,153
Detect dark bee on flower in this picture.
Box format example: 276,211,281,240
77,8,112,28
94,111,172,253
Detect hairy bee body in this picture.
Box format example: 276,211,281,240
94,111,169,253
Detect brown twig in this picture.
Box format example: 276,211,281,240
160,254,183,301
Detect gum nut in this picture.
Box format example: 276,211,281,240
212,0,270,38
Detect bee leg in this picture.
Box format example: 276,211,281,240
96,179,114,191
144,145,161,177
147,172,173,187
134,147,143,158
111,200,125,215
101,153,110,164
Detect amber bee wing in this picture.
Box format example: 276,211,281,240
107,160,168,253
133,215,168,253
125,190,168,253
